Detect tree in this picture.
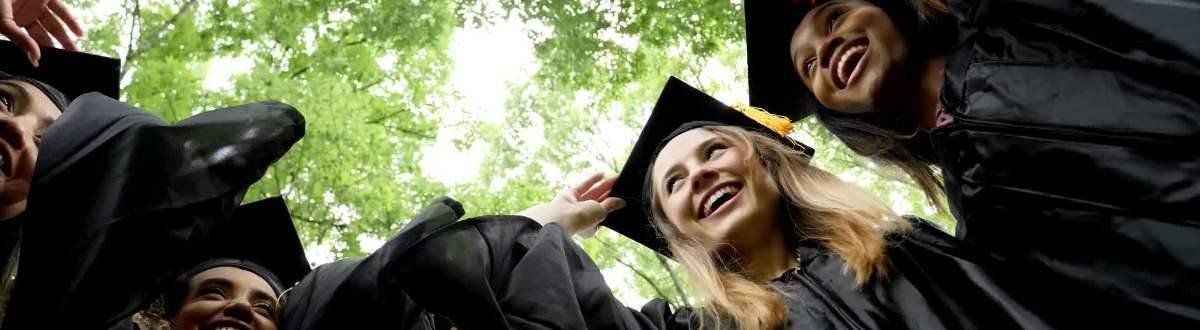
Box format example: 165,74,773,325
38,0,955,311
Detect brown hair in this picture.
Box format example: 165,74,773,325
647,126,911,329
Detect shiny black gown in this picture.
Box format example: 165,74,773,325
0,93,304,329
285,197,1055,329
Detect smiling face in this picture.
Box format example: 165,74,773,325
0,79,60,221
650,128,783,253
790,0,911,114
172,267,279,330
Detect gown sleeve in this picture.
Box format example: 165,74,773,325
1,94,305,330
369,204,695,330
281,197,465,330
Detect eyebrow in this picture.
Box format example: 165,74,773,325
658,137,722,193
791,3,839,69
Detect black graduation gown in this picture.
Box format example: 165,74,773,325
0,93,305,330
933,0,1200,327
281,197,461,330
307,197,1052,329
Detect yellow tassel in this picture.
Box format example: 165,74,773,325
731,102,799,146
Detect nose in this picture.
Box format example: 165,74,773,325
0,116,31,152
815,35,845,72
689,167,719,193
222,299,257,325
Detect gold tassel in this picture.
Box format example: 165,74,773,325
731,102,799,146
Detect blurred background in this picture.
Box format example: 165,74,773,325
57,0,951,308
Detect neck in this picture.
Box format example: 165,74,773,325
913,55,947,130
739,231,800,281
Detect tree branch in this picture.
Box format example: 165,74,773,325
121,0,200,79
121,0,140,79
288,66,312,79
656,253,691,308
597,239,671,305
292,214,347,229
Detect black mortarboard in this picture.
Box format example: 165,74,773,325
173,196,311,298
600,77,815,254
0,40,121,111
745,0,824,119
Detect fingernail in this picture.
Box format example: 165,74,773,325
28,53,38,67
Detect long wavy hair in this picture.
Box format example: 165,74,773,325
646,126,911,329
805,0,955,210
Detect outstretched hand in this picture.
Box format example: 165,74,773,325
2,0,86,67
518,173,625,238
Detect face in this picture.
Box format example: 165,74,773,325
651,129,782,253
173,267,279,330
790,0,911,114
0,80,60,221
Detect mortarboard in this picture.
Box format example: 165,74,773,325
600,77,815,254
0,40,121,110
745,0,825,120
170,196,311,305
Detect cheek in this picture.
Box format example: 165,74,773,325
173,301,218,329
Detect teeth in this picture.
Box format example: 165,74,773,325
703,185,741,217
836,44,867,85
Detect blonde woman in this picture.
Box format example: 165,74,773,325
373,78,1054,329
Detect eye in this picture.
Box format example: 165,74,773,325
202,286,226,298
0,93,12,113
706,144,727,160
665,176,682,194
828,9,843,32
253,302,276,315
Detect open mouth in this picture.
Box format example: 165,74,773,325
700,183,743,219
831,38,870,90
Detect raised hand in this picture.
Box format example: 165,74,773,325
2,0,85,66
518,173,625,237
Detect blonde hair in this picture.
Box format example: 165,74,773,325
647,126,910,329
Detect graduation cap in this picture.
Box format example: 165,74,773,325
745,0,825,120
600,77,815,254
171,196,311,304
0,39,121,111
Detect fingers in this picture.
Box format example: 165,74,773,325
1,7,40,66
38,10,74,51
47,0,82,37
579,174,618,202
12,0,47,28
600,197,626,213
570,172,605,196
26,21,53,48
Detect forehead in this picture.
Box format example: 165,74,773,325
189,266,276,298
651,129,717,180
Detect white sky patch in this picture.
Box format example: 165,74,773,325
305,242,337,267
419,137,492,186
357,233,386,254
419,16,538,185
203,56,256,90
446,16,538,125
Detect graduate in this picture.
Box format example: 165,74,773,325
0,41,305,328
134,197,310,330
0,40,121,312
304,77,1054,329
743,0,1200,327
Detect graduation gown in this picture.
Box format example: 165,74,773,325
0,93,305,330
931,0,1200,326
302,197,1054,329
281,197,461,330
